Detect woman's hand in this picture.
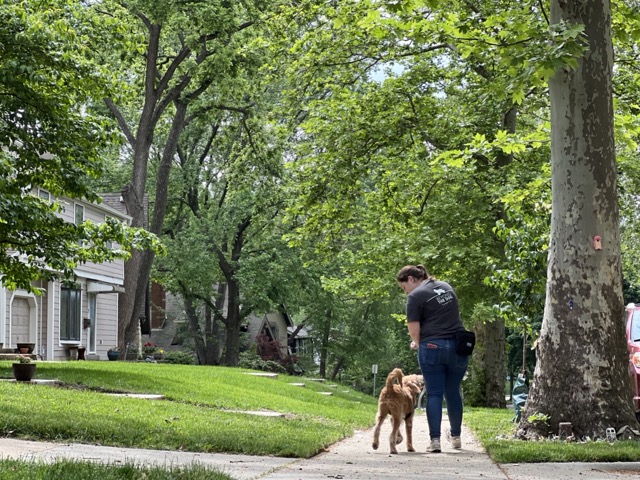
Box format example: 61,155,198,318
410,340,418,350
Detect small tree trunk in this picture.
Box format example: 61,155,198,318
318,310,332,378
522,0,638,438
184,296,206,364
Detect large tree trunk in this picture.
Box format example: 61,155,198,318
111,22,165,354
223,277,242,366
481,319,507,408
119,100,187,352
522,0,638,438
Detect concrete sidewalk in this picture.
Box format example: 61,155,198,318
1,414,640,479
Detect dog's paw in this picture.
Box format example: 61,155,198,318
407,446,415,452
396,434,403,444
372,443,379,450
390,449,398,454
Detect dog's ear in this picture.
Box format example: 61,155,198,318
405,381,421,395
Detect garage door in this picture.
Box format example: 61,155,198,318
11,297,31,345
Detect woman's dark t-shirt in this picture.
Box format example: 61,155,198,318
406,279,463,342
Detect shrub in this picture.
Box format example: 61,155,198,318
238,348,285,373
163,351,196,365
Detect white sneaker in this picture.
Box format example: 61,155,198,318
446,431,462,449
427,438,441,453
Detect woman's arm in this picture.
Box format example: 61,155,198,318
408,321,420,350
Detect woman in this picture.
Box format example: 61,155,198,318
396,264,468,453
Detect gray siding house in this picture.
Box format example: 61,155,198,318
0,190,129,360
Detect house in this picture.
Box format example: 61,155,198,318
245,310,311,360
246,311,292,359
0,190,130,360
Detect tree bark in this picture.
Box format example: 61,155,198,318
318,310,332,379
330,356,345,381
481,320,507,408
223,276,242,366
184,295,206,364
521,0,638,438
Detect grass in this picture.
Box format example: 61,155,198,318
465,407,640,463
0,459,234,480
0,360,376,458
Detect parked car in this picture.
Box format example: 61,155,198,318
625,303,640,420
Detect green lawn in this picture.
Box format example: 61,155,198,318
465,407,640,463
0,459,234,480
0,360,376,458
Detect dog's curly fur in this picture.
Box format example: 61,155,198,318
372,368,422,454
402,374,425,408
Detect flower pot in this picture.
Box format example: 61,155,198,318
12,363,36,382
107,350,119,361
16,342,35,354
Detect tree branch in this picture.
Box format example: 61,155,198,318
104,98,136,149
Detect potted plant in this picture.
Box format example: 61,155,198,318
125,344,140,360
16,342,35,354
153,348,165,360
12,355,36,382
143,342,158,356
107,347,119,361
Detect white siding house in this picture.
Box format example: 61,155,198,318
0,192,129,360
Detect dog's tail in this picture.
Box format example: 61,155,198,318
385,368,404,390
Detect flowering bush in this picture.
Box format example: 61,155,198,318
143,342,158,355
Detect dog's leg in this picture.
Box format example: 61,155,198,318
372,410,386,450
405,411,415,452
389,414,400,454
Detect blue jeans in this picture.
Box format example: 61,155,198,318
418,338,469,439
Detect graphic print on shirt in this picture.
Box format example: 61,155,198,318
433,287,454,306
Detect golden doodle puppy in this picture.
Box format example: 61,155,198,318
372,368,423,454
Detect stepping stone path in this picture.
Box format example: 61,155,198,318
225,410,285,417
107,393,166,400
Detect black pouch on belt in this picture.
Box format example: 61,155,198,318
455,330,475,356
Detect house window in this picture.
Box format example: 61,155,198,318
75,204,84,246
60,285,81,342
105,215,113,250
38,189,50,201
75,204,84,226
